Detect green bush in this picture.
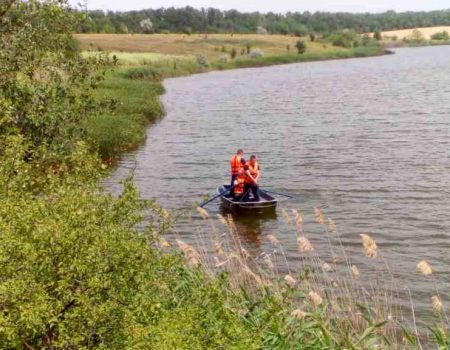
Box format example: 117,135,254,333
295,40,307,54
431,30,450,41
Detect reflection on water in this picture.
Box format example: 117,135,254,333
106,46,450,319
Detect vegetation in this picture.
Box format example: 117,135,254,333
77,7,450,35
2,1,448,349
295,40,307,54
431,30,450,40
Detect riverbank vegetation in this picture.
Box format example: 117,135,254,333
1,1,449,349
78,32,385,157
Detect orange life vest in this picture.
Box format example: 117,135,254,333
249,161,259,178
230,155,243,175
234,176,245,194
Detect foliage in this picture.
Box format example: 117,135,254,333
404,28,426,43
77,7,450,35
431,30,450,40
0,0,113,158
196,54,209,66
230,47,238,59
140,18,153,33
250,48,265,58
295,40,307,54
373,30,382,40
327,29,360,48
256,26,268,34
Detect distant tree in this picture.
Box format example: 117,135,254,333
309,32,316,42
139,18,153,33
408,28,425,43
373,30,382,40
362,33,372,46
118,23,129,34
230,47,237,59
295,40,306,54
246,43,251,54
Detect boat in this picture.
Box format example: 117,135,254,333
218,185,278,214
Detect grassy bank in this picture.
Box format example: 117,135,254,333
86,43,384,159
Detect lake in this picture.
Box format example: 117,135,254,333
106,46,450,321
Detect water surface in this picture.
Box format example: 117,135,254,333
107,46,450,320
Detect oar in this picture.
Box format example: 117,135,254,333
199,185,236,208
260,189,294,199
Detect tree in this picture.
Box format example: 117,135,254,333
140,18,153,33
373,30,382,40
295,40,306,54
230,47,237,59
309,32,316,42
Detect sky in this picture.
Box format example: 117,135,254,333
70,0,450,13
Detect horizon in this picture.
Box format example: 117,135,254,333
70,0,450,14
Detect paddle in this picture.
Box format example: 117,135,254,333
260,189,294,199
199,184,237,208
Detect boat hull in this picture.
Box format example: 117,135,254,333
218,185,278,215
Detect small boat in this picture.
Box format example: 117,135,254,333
218,185,278,214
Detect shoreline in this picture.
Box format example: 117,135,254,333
91,45,388,160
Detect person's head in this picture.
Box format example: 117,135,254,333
237,149,244,156
250,155,257,164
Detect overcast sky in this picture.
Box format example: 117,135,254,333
71,0,450,13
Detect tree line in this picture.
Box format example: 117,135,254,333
76,7,450,35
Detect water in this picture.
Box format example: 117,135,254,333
106,46,450,319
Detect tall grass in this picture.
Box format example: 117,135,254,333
167,206,450,348
84,73,165,159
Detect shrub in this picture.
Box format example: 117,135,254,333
431,30,450,41
249,48,264,58
295,40,306,54
219,54,228,63
373,30,382,40
196,54,209,67
230,47,237,59
246,43,251,54
309,32,316,42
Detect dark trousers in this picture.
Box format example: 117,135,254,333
243,183,260,202
230,175,237,195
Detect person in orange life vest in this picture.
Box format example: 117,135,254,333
229,149,245,195
248,155,260,183
242,160,260,202
232,175,245,200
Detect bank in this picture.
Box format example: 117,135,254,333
87,45,386,160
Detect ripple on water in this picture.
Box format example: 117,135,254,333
106,46,450,319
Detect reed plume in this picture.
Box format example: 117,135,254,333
297,236,314,252
284,274,296,288
351,265,360,276
292,209,303,226
196,206,209,219
432,295,442,314
322,262,332,272
314,207,325,224
291,309,306,320
267,234,280,246
360,233,377,258
176,239,201,267
309,291,323,307
327,218,337,233
416,260,432,276
281,208,292,224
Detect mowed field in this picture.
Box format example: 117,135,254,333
75,33,349,62
381,26,450,39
